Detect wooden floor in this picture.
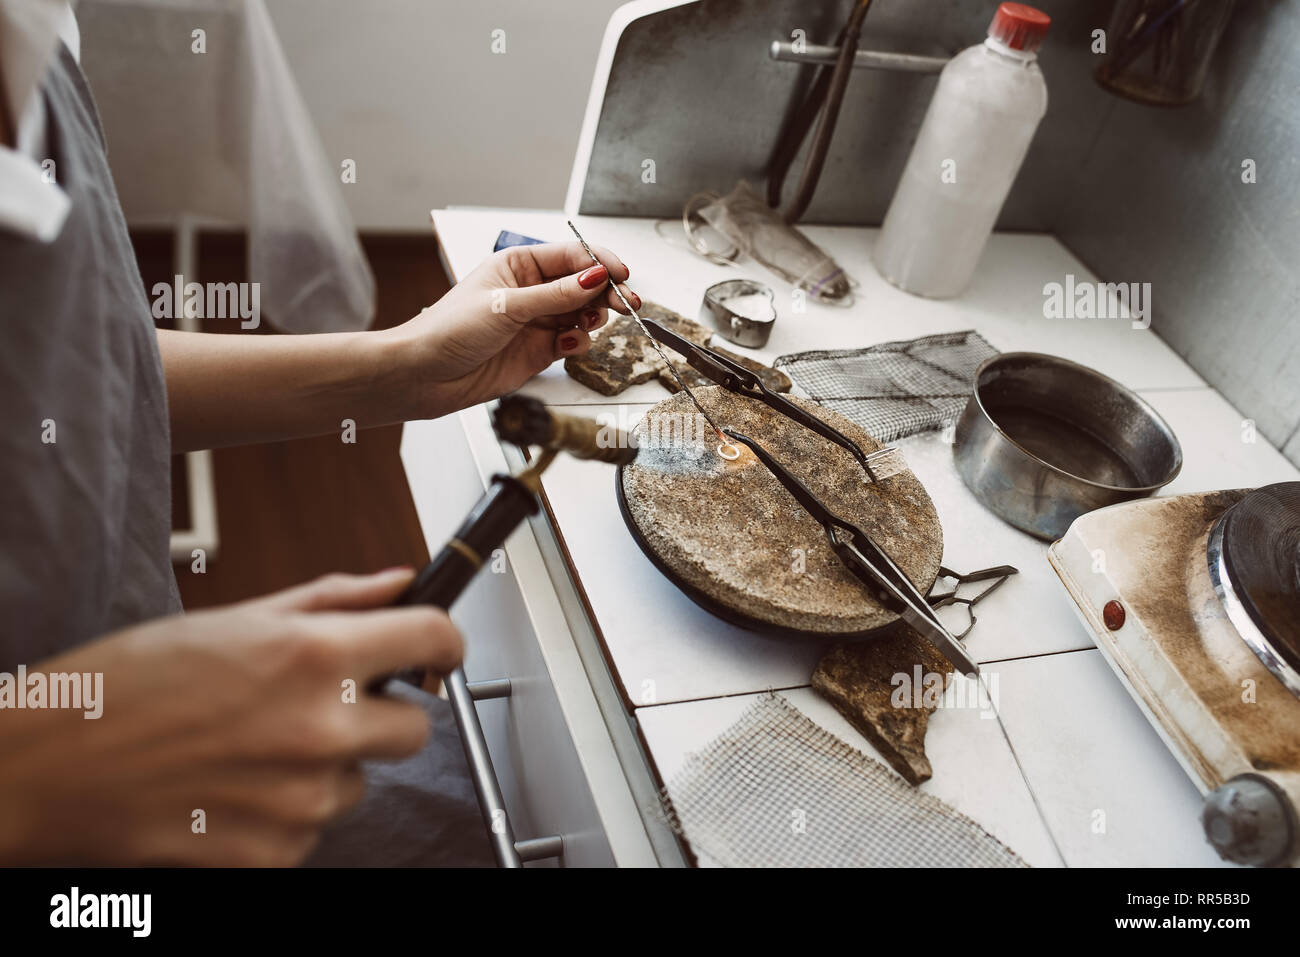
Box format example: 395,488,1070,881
131,231,452,609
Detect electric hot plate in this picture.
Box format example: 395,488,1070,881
1049,482,1300,866
616,387,944,639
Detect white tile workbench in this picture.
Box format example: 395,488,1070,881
404,208,1299,868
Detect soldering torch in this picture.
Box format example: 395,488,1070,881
382,394,635,868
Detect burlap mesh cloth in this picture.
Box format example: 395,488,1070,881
658,694,1027,868
773,331,999,443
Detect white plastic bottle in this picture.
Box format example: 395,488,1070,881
874,3,1050,298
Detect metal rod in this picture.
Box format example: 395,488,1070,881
467,678,513,701
567,220,729,443
515,835,565,863
445,666,522,868
769,41,948,73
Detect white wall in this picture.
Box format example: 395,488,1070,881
264,0,626,231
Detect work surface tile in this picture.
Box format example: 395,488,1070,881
992,650,1235,868
637,686,1063,869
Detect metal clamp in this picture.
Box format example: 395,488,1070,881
446,668,565,867
769,41,948,74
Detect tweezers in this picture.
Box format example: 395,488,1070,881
724,428,980,677
641,317,896,482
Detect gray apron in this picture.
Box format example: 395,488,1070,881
1,46,492,867
0,44,181,667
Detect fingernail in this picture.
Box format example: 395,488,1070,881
558,334,580,352
631,292,642,309
582,309,601,329
577,264,608,290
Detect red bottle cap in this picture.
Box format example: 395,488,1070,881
988,2,1051,54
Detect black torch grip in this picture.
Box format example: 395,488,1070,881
397,476,539,608
378,475,539,690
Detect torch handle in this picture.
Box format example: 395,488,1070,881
375,475,538,691
396,475,539,609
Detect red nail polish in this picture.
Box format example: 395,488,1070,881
577,264,608,289
559,334,579,351
631,292,642,309
583,309,601,329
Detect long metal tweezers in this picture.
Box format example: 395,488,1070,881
642,317,899,482
725,428,980,676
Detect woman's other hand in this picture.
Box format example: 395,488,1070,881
0,568,461,866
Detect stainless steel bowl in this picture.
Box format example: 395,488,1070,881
953,352,1183,540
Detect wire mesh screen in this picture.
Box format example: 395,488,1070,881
659,694,1026,868
773,331,999,443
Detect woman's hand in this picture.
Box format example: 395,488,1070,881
0,568,461,866
386,241,635,417
158,241,635,451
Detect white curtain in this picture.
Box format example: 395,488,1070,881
78,0,375,333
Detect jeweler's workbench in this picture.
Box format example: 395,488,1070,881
400,208,1299,867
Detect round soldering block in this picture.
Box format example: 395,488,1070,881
618,387,943,636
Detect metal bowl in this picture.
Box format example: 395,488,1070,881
953,352,1183,541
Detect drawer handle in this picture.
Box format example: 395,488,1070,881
467,678,512,701
446,668,564,867
515,835,565,863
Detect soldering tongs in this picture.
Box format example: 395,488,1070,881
641,318,900,482
726,429,979,677
641,317,978,677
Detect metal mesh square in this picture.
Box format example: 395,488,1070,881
659,694,1027,868
773,331,999,443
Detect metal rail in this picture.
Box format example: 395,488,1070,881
769,41,948,73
